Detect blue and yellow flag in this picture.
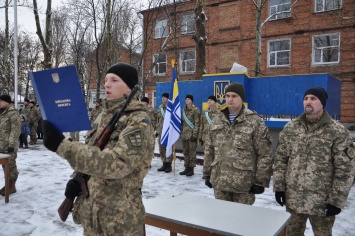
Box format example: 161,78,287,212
160,60,182,157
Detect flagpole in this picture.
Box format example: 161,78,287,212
173,144,176,176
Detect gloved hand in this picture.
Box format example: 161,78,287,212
42,120,65,152
325,203,341,216
205,176,213,188
199,138,204,146
155,132,159,138
275,191,286,206
190,136,197,142
65,179,82,201
7,147,14,153
249,184,265,194
29,121,34,126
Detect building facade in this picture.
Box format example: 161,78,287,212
141,0,355,124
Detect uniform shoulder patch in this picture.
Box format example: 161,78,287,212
128,131,143,147
139,119,149,126
345,144,355,160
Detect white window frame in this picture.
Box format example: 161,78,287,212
314,0,342,12
312,33,340,65
180,50,196,73
268,38,291,67
269,0,291,20
181,13,196,35
153,53,167,75
154,19,168,39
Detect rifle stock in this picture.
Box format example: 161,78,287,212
58,197,73,222
57,86,139,222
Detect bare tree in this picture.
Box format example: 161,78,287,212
193,0,207,80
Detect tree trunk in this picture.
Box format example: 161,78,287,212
194,0,207,80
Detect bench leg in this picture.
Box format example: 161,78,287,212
5,159,9,203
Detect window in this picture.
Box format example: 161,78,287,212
269,0,291,20
154,19,168,39
180,50,195,73
268,39,291,67
153,54,167,75
312,33,340,65
181,13,195,35
315,0,341,12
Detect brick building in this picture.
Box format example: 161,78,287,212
140,0,355,124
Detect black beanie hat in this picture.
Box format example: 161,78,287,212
30,100,36,105
304,87,328,108
225,82,245,101
141,97,149,103
24,98,30,103
162,93,169,98
208,95,217,102
0,94,11,104
106,63,138,89
185,94,194,102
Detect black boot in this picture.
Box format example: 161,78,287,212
186,167,194,176
179,167,189,175
157,162,167,172
164,162,172,173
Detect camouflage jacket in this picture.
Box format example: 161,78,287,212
56,97,155,234
274,111,355,215
199,107,221,142
89,105,102,124
181,104,200,140
146,105,157,130
0,105,21,152
23,106,41,125
203,106,272,193
155,103,167,135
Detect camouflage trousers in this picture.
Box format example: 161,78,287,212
30,123,38,140
286,208,335,236
182,139,197,168
1,152,19,183
158,139,172,162
214,189,255,205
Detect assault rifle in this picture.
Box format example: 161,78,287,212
58,86,139,222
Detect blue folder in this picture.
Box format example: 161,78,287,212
29,65,92,132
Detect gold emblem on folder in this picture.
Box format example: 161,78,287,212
52,73,60,83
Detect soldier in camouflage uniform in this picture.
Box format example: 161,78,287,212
42,63,155,235
0,95,20,196
141,97,157,130
155,93,173,173
22,101,41,145
180,94,200,176
89,99,102,124
203,83,272,205
273,87,355,236
199,95,220,146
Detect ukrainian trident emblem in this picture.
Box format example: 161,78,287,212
52,73,60,83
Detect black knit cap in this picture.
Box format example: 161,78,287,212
162,93,169,98
304,87,328,108
24,98,30,103
141,97,149,103
0,94,11,104
30,100,36,105
208,95,217,102
106,62,138,89
185,94,194,102
225,82,245,101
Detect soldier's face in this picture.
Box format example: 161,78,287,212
225,92,243,111
105,73,131,100
162,96,168,104
185,98,192,106
303,94,323,117
207,99,216,107
0,100,9,109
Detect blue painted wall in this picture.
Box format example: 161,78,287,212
156,73,341,124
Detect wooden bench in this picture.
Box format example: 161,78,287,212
0,153,10,203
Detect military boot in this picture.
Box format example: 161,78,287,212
157,162,167,172
164,162,172,173
179,167,189,175
0,181,17,196
29,139,35,145
186,167,194,176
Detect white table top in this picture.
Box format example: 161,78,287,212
144,193,290,236
0,153,10,159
